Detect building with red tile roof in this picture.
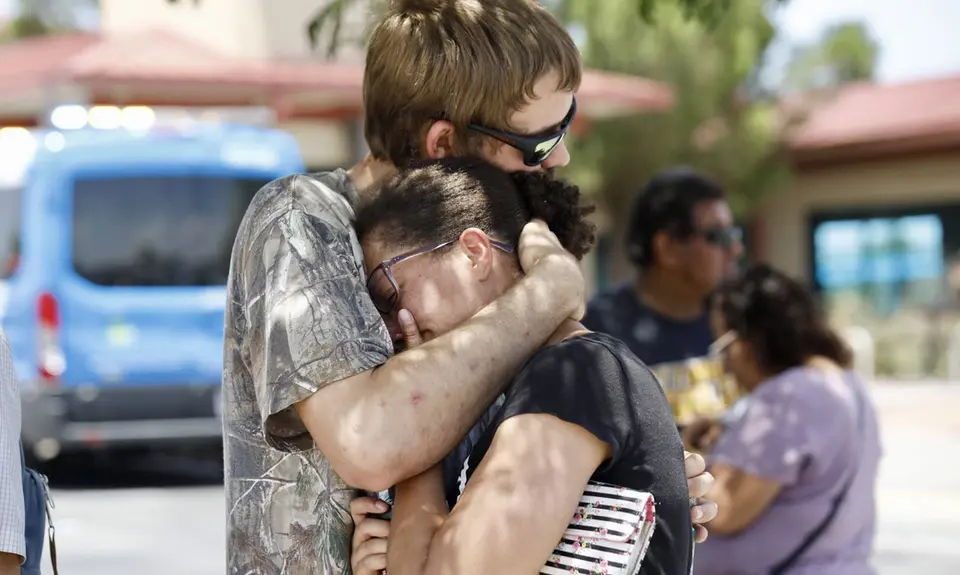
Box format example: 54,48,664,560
757,73,960,292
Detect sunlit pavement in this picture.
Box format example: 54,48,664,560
869,381,960,575
35,381,960,575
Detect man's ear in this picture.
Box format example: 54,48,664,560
458,228,495,281
652,230,680,269
424,120,458,159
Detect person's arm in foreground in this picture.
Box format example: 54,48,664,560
0,335,25,575
388,415,609,575
245,188,584,491
385,339,673,575
298,220,583,491
244,177,718,526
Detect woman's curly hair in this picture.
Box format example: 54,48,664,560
710,263,853,374
356,157,596,260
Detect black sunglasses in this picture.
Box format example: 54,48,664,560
693,227,743,249
467,98,577,167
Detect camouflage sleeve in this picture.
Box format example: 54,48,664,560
241,177,392,451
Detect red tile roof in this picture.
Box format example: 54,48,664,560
0,32,99,93
0,30,674,117
788,75,960,165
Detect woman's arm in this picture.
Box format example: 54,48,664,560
704,463,781,536
386,413,611,575
385,466,446,575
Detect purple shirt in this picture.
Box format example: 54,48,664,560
695,367,882,575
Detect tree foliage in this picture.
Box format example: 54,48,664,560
2,0,97,41
563,0,788,223
553,0,876,280
781,21,879,93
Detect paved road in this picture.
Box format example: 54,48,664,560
34,382,960,575
867,382,960,575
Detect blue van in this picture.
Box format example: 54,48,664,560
0,124,304,462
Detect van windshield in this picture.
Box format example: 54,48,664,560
72,176,267,287
0,186,20,279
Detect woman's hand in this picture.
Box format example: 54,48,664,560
350,496,392,575
683,416,723,454
684,450,719,543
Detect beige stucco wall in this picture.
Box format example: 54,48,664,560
99,0,368,62
757,151,960,281
100,0,267,58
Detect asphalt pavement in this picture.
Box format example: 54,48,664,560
32,381,960,575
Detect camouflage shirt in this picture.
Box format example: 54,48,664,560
223,171,392,575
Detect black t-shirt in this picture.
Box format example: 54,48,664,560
445,332,692,575
584,283,732,422
583,283,713,367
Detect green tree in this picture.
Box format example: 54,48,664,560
781,21,879,93
558,1,878,283
2,0,96,41
559,0,789,276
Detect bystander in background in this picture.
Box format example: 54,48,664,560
685,264,881,575
584,167,743,422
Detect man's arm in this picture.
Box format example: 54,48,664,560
241,178,584,492
0,335,25,572
294,225,583,491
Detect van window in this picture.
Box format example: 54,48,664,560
72,176,266,287
0,186,20,279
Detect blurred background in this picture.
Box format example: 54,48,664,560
0,0,958,573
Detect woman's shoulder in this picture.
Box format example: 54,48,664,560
762,364,860,392
529,332,655,379
512,332,661,401
754,365,864,418
541,331,639,359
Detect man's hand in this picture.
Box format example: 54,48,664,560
517,219,585,320
350,497,391,575
685,450,719,543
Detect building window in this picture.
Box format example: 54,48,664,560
810,208,952,377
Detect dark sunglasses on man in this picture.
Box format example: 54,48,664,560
467,98,577,167
692,226,742,249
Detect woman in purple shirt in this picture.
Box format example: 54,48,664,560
684,264,881,575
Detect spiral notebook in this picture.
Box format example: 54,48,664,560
541,480,657,575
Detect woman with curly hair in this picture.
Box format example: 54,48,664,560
348,158,695,575
685,264,881,575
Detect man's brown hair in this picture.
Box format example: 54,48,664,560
363,0,582,166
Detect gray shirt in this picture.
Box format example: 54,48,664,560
0,331,25,563
223,171,392,575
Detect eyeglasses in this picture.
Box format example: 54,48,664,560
693,226,743,249
467,98,577,167
366,239,516,316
